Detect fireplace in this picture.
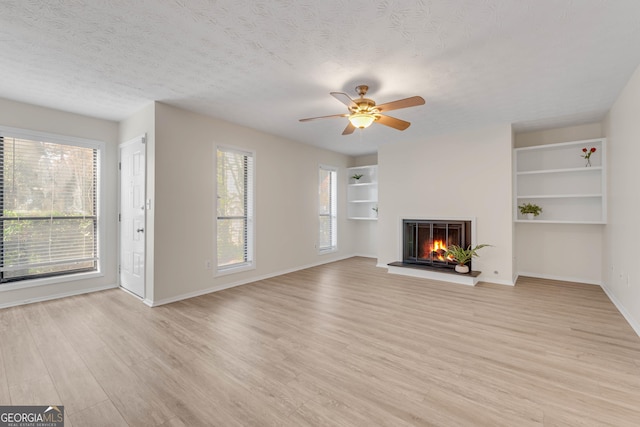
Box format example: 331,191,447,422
402,219,472,270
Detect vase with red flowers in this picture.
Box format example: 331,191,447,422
581,147,596,167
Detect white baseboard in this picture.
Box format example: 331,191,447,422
119,285,145,302
0,283,118,309
517,271,601,286
146,253,356,307
144,281,241,307
352,253,376,259
601,282,640,338
479,278,516,286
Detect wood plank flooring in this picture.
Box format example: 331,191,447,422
1,256,640,426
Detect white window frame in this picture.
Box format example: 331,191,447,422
318,164,338,254
215,145,255,276
0,125,105,291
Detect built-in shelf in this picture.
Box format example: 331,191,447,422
349,182,377,187
347,165,378,220
516,194,602,199
517,166,603,176
514,138,606,224
515,220,606,225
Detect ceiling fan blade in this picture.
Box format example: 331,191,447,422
299,113,349,122
376,96,425,113
330,92,357,109
342,122,356,135
376,114,411,131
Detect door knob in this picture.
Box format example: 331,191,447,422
137,228,144,233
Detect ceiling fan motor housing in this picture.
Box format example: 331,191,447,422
351,98,377,113
352,85,380,125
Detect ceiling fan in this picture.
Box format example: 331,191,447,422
299,85,425,135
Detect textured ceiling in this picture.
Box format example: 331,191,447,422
1,1,640,156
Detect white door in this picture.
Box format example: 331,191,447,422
119,136,146,298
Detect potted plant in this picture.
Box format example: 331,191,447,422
445,244,490,274
518,203,542,220
351,173,364,182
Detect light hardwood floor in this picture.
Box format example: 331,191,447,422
2,257,640,426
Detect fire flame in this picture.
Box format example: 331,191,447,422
423,239,454,261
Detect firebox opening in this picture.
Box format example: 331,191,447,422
403,219,472,270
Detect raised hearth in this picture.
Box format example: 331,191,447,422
387,261,481,286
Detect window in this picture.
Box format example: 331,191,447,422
318,165,337,252
216,146,254,271
0,128,102,284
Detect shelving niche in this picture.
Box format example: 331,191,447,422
514,138,606,224
347,165,378,220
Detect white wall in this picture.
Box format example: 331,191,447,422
0,98,119,307
377,124,514,285
603,64,640,334
351,220,377,258
151,102,355,304
513,123,604,284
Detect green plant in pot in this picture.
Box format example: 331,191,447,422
351,173,364,182
518,203,542,220
445,244,490,274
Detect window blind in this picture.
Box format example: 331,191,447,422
0,136,98,282
319,165,337,251
217,147,254,270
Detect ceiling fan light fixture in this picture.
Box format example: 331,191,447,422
349,113,375,129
